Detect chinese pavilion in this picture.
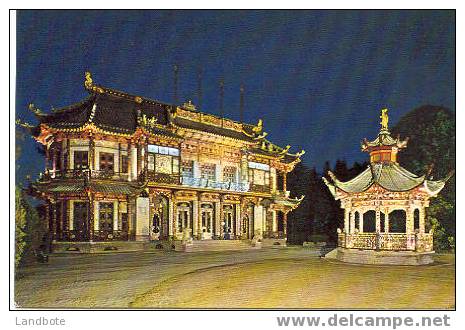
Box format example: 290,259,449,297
323,109,453,265
17,72,304,252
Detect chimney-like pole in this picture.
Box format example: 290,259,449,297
219,79,224,125
240,84,244,123
197,69,203,110
173,64,179,105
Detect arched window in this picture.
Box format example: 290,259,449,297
363,210,376,232
389,210,406,233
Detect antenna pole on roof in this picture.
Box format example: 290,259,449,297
219,78,224,126
240,84,244,123
173,64,179,105
197,68,203,110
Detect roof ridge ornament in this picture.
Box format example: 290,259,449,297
28,103,45,116
380,108,389,131
84,71,104,93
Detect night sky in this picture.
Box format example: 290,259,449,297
15,10,455,182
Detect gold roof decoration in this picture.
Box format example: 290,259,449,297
252,119,263,134
182,100,197,111
380,108,389,131
136,109,158,129
28,103,45,116
84,71,104,93
15,118,34,129
135,96,143,104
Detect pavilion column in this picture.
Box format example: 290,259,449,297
51,199,58,242
358,212,364,233
192,198,199,239
384,209,390,233
45,146,50,172
137,145,142,177
419,207,426,233
283,212,288,237
89,136,95,171
344,208,350,233
51,147,57,177
214,201,221,238
88,194,94,242
406,207,414,234
282,171,287,192
127,143,132,181
235,204,241,238
59,200,65,240
60,140,65,171
172,200,178,237
349,210,355,234
375,208,381,233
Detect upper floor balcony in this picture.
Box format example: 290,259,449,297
38,168,272,195
180,176,250,192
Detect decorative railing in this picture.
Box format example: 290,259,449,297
180,176,250,192
250,184,271,194
337,232,433,252
39,169,130,181
146,172,180,184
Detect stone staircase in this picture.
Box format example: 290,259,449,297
180,239,258,252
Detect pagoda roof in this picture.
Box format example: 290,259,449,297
323,162,452,196
32,180,144,196
361,129,408,152
18,72,304,162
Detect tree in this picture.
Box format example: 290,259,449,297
391,105,455,251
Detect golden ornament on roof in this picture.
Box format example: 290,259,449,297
380,108,389,130
84,71,93,89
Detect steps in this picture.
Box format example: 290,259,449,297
181,239,257,252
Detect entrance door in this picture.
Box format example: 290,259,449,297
223,205,235,239
177,202,193,237
99,202,114,239
73,202,89,241
200,203,214,239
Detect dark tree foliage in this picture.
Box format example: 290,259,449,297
287,160,366,245
391,105,455,250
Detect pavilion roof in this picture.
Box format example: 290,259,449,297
361,129,408,152
323,163,452,196
32,180,144,196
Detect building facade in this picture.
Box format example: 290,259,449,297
323,109,453,265
19,73,304,247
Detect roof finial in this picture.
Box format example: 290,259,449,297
84,71,93,89
380,108,389,131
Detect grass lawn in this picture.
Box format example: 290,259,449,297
15,249,454,309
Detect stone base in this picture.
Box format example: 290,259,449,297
336,248,435,265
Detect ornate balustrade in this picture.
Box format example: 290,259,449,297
146,172,180,184
337,232,433,252
250,183,271,194
180,176,250,192
39,169,130,181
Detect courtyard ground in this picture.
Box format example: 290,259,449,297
14,247,455,309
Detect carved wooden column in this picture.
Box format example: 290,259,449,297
59,200,64,241
375,208,381,233
282,171,287,192
344,208,350,233
419,207,426,233
406,207,414,234
127,143,132,181
60,140,66,171
192,197,199,239
356,211,362,233
89,136,95,171
88,193,94,242
384,209,390,233
350,210,356,234
283,211,288,238
51,198,57,242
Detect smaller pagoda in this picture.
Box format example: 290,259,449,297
323,109,453,265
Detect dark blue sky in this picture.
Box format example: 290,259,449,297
16,10,455,182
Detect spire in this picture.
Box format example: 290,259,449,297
173,64,179,105
240,84,244,123
361,108,408,164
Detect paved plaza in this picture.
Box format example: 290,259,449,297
15,247,455,309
